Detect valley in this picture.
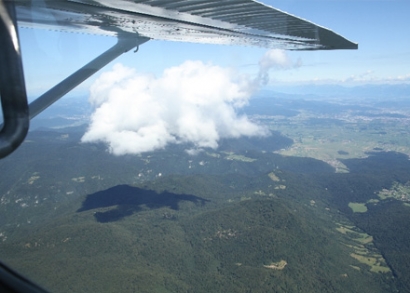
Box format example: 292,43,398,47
0,93,409,292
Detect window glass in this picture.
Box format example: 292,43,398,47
0,1,409,292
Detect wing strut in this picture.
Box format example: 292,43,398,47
0,0,149,158
29,36,149,120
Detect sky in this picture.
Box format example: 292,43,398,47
16,0,410,155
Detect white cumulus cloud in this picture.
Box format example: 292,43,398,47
81,61,268,155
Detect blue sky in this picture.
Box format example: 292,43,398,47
19,0,410,98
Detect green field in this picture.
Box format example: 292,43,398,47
336,223,390,274
348,202,368,213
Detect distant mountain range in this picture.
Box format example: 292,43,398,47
258,83,410,100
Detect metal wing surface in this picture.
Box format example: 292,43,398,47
15,0,357,50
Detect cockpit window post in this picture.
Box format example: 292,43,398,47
0,0,149,158
0,0,29,159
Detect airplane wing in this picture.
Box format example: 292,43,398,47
15,0,357,50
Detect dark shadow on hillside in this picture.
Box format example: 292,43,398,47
319,151,410,214
77,185,210,223
340,151,410,174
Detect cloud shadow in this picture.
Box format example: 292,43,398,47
77,184,209,223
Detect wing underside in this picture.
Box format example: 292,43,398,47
15,0,357,50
